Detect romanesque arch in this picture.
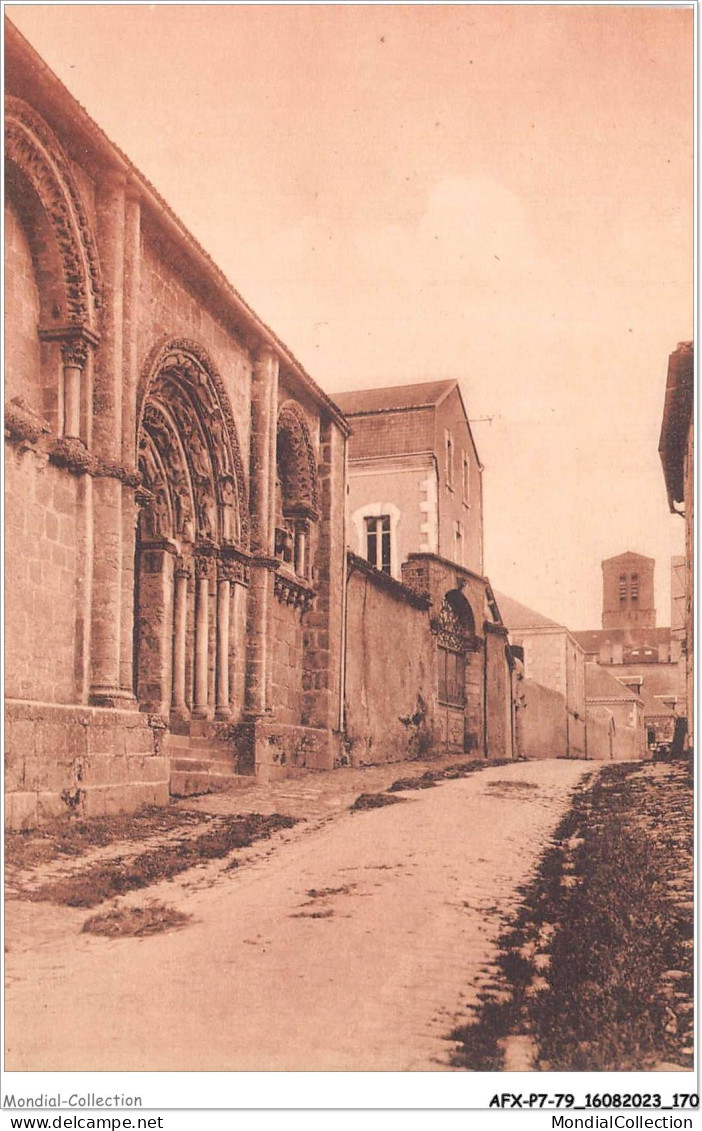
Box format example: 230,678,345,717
134,340,249,719
5,97,101,435
274,401,319,578
436,588,477,725
443,587,476,641
5,96,101,332
137,340,248,549
276,401,319,519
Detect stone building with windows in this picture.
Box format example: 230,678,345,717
338,380,516,763
335,380,483,578
494,592,587,760
4,24,350,826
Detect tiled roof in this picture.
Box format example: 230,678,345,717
333,379,457,416
572,627,672,653
585,663,638,700
639,687,677,718
492,591,562,631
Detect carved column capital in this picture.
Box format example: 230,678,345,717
39,323,100,367
195,554,216,580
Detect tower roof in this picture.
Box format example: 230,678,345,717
602,551,655,567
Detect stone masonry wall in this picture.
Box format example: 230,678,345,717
485,629,513,759
5,196,42,412
137,235,252,466
271,594,305,726
519,677,568,759
344,563,436,765
5,700,166,830
5,446,84,703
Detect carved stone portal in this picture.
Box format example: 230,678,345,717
134,341,249,721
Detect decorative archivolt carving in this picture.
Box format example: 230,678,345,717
5,96,101,328
277,401,320,519
137,340,248,549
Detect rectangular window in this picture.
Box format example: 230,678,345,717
445,428,454,488
631,573,639,601
462,452,470,506
365,515,391,574
619,574,627,602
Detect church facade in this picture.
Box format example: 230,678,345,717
5,24,349,826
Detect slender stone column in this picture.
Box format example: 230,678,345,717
249,346,278,555
294,523,307,578
62,360,82,438
134,542,176,714
172,565,191,720
89,170,128,706
245,346,279,716
215,564,232,720
229,578,247,713
193,555,213,718
119,183,142,696
37,326,99,442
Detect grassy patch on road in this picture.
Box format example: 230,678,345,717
451,760,694,1072
24,813,298,908
351,758,517,811
420,758,512,782
387,777,437,792
5,805,210,870
351,792,407,811
82,902,191,938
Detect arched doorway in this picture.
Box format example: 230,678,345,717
134,341,247,721
436,587,477,752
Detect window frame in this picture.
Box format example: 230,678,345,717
445,428,454,490
364,514,392,574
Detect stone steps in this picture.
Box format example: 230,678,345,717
165,728,252,798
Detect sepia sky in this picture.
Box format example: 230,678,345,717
7,4,693,628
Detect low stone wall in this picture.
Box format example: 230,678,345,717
519,678,567,759
586,707,615,760
344,559,436,765
5,700,168,829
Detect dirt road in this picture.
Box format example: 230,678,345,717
6,759,592,1071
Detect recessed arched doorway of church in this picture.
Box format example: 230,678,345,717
133,343,247,726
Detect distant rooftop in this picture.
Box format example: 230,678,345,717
586,663,640,701
492,592,562,632
572,627,672,653
333,379,457,416
638,686,677,718
602,550,655,565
